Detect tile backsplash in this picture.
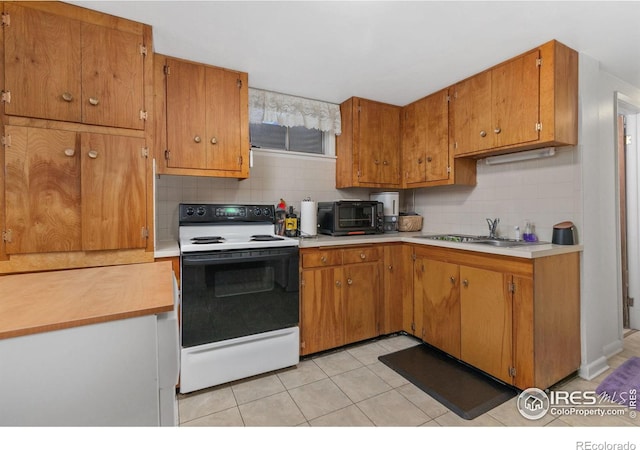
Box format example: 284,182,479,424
155,150,370,242
156,146,582,244
410,146,582,241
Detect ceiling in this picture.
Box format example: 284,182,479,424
69,1,640,106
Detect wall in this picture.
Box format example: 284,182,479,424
155,150,369,242
578,54,640,379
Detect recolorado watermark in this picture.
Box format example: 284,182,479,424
516,387,638,420
575,443,636,450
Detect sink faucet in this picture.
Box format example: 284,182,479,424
486,218,499,238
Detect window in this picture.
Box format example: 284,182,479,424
248,88,340,157
250,123,324,154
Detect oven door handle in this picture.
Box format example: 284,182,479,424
181,251,297,266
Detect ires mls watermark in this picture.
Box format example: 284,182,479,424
516,387,638,420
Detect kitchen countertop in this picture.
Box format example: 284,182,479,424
0,261,175,340
155,232,582,259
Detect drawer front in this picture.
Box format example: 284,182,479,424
343,247,381,264
302,249,343,268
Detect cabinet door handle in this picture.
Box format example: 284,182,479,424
388,265,393,271
450,276,456,284
427,156,433,162
360,253,366,260
64,148,75,157
347,278,353,286
194,135,202,143
494,127,502,134
335,280,342,287
210,137,218,145
462,279,469,287
88,97,99,106
480,130,487,137
62,92,73,102
374,159,380,165
320,256,327,263
87,150,98,159
417,158,423,164
383,160,388,165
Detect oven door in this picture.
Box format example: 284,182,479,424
180,247,299,348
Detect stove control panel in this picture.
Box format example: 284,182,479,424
180,203,275,224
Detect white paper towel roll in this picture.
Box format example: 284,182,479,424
300,199,317,237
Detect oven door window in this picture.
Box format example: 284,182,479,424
181,249,299,348
338,205,373,228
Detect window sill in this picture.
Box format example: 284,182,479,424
252,147,336,161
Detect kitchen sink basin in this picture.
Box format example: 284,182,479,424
417,234,548,248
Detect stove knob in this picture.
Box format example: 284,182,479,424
185,207,195,216
263,208,271,217
254,208,261,216
196,206,206,216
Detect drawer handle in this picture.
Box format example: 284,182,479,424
211,137,218,145
450,276,456,284
427,156,433,162
360,253,366,260
64,148,75,157
347,278,353,286
374,159,380,165
88,97,99,106
194,135,202,143
494,127,502,134
480,130,487,137
417,158,423,164
87,150,98,159
383,160,388,165
463,279,469,287
62,92,73,102
320,256,327,263
335,280,342,287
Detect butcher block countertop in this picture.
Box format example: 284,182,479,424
0,262,175,340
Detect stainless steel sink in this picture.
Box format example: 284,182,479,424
417,234,548,248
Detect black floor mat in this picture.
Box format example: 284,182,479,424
379,343,518,420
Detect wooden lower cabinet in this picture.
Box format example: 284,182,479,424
459,266,512,383
299,246,382,355
411,245,580,390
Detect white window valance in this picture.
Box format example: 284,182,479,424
249,88,342,135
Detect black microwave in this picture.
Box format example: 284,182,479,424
317,201,384,236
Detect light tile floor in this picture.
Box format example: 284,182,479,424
178,331,640,427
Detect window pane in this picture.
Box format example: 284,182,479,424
250,123,286,150
289,126,323,154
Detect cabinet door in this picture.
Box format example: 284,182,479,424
492,50,540,148
424,90,449,182
165,58,208,169
3,3,81,122
4,126,82,254
300,267,344,355
357,99,400,185
80,133,147,251
343,262,381,344
81,23,145,130
420,259,461,358
402,98,428,184
451,71,492,155
205,67,245,172
460,266,512,383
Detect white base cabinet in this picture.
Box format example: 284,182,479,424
0,311,179,426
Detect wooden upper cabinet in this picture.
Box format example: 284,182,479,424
4,126,147,255
80,23,146,130
80,133,147,251
402,89,469,188
158,55,249,178
3,3,147,130
4,126,82,254
451,40,577,158
3,3,82,123
336,97,401,188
